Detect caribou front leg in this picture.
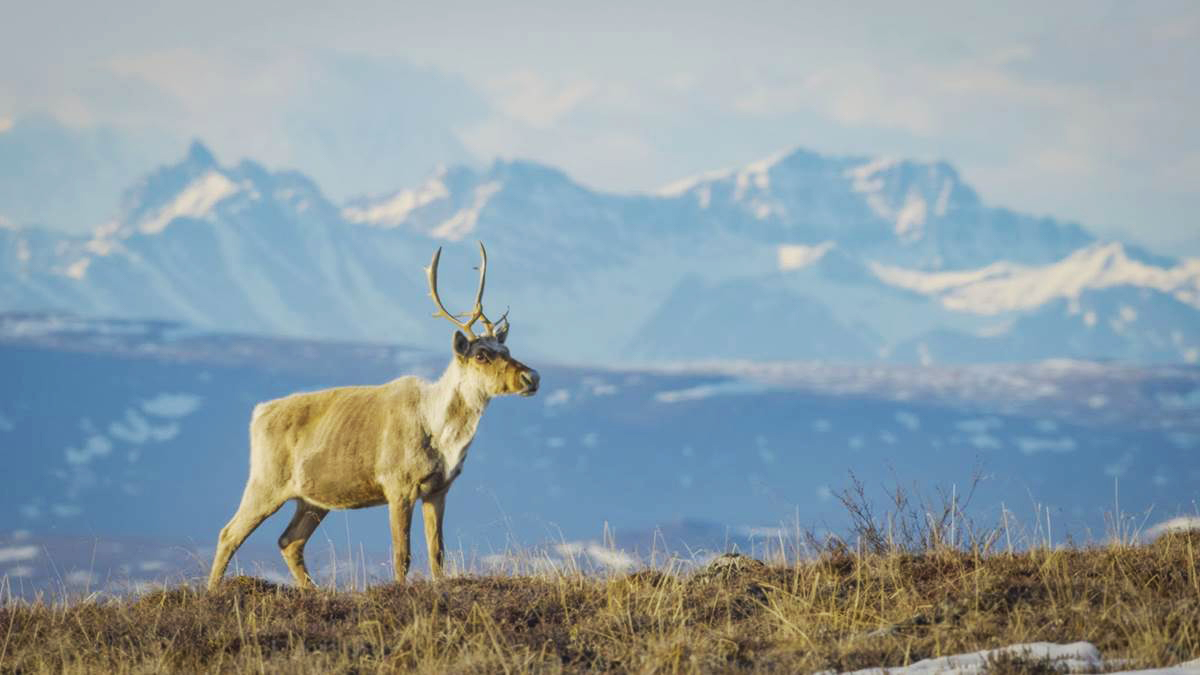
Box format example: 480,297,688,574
422,491,447,579
387,495,415,582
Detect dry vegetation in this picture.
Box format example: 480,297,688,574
3,478,1199,674
0,531,1197,674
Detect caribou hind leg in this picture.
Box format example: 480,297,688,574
208,480,289,590
278,499,328,588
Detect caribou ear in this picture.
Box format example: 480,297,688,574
452,331,471,357
495,322,509,344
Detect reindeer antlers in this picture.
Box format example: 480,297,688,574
426,241,509,340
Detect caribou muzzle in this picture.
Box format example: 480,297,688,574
518,368,540,397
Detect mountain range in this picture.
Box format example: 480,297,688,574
2,141,1198,365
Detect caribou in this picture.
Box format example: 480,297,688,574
208,242,539,589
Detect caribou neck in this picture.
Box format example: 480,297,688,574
425,358,491,445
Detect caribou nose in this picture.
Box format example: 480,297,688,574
520,369,540,396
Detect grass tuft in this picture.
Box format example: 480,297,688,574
2,537,1198,673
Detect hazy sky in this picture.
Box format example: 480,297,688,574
2,0,1197,253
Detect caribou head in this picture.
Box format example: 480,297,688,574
427,242,540,398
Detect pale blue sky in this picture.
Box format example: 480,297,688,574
1,0,1196,254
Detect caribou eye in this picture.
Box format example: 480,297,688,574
475,351,490,362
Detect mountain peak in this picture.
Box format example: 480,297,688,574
185,140,217,168
486,158,574,187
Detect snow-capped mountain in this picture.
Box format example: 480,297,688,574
1,142,446,345
1,142,1197,364
657,150,1094,269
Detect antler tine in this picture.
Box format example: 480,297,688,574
480,306,510,337
473,241,487,314
473,242,507,337
427,246,481,338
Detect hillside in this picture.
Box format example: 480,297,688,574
2,314,1199,595
3,538,1200,673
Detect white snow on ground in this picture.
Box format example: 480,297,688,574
1157,388,1200,409
1015,436,1077,455
65,570,96,586
0,545,38,563
1145,515,1200,540
870,242,1200,315
1125,658,1200,674
655,380,765,403
137,171,240,235
342,175,450,227
109,409,179,444
778,241,835,271
894,411,921,431
583,544,636,572
823,641,1200,674
140,393,202,418
65,434,113,465
848,641,1100,674
481,541,637,574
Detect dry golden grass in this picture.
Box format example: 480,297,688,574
2,530,1198,674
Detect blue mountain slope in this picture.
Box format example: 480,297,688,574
2,316,1197,593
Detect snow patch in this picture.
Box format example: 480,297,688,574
109,409,180,444
60,258,90,280
655,380,764,403
65,570,95,586
967,434,1002,449
582,544,636,571
343,176,450,227
1016,436,1077,455
65,435,113,465
430,181,502,241
137,171,240,235
778,241,835,271
894,411,921,431
1146,515,1200,540
871,243,1200,315
825,641,1101,675
894,194,927,242
956,417,1002,433
933,178,953,216
0,545,38,563
141,393,202,418
657,167,735,198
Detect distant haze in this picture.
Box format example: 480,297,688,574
0,1,1197,257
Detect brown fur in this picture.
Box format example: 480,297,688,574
208,333,539,589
